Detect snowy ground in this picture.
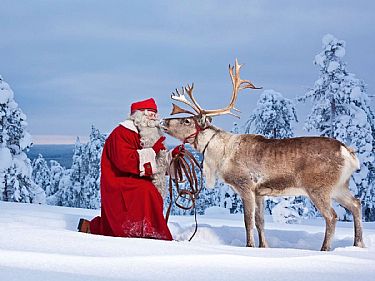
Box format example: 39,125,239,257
1,202,374,281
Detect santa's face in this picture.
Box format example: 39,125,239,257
146,110,157,121
130,110,164,148
131,110,159,128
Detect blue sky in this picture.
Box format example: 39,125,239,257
1,0,374,144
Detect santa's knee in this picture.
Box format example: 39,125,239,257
138,179,157,193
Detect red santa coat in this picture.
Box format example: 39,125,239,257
89,120,172,240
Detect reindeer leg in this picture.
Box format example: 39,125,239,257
333,183,365,248
309,192,337,251
242,191,256,247
255,195,268,248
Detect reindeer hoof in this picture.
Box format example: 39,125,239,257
354,241,365,248
320,246,330,251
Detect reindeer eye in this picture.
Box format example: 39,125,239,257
183,119,191,125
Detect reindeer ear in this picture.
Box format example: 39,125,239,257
170,104,195,116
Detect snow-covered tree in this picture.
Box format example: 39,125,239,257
0,76,45,203
196,185,220,215
299,34,375,221
31,154,51,195
49,160,64,196
61,137,84,207
244,89,298,138
60,126,105,208
271,197,301,224
58,169,74,206
80,125,105,209
46,160,65,205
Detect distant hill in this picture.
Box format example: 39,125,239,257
26,144,199,169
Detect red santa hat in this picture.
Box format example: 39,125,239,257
130,98,158,114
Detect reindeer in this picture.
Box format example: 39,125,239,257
160,59,365,251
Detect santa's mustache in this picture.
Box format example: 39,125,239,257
131,111,160,129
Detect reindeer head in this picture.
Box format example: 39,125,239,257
160,59,260,144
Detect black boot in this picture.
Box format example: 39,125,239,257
77,218,91,233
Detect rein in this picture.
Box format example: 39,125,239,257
165,149,203,241
165,122,219,241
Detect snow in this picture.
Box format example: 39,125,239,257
351,86,362,100
0,147,12,171
7,99,18,109
322,34,335,46
271,198,300,224
0,89,11,104
314,54,325,67
13,153,32,177
20,131,32,150
1,202,375,281
335,46,346,57
327,61,340,72
204,206,230,215
0,80,13,104
353,108,368,126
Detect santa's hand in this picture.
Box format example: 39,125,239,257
152,136,166,154
172,144,185,158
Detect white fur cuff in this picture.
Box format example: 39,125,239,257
138,148,157,176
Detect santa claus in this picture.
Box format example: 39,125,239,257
77,98,183,240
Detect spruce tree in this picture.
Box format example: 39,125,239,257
299,34,375,221
31,154,51,195
60,126,105,209
80,125,105,209
46,160,65,205
58,169,74,206
244,89,297,138
61,137,84,207
0,76,45,203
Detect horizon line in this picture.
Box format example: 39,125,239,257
32,135,90,145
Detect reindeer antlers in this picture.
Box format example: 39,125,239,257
171,83,201,115
170,59,261,118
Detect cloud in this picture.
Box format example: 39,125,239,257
0,0,374,142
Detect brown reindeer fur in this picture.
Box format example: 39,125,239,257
162,117,364,251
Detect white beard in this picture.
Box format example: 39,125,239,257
130,111,168,199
